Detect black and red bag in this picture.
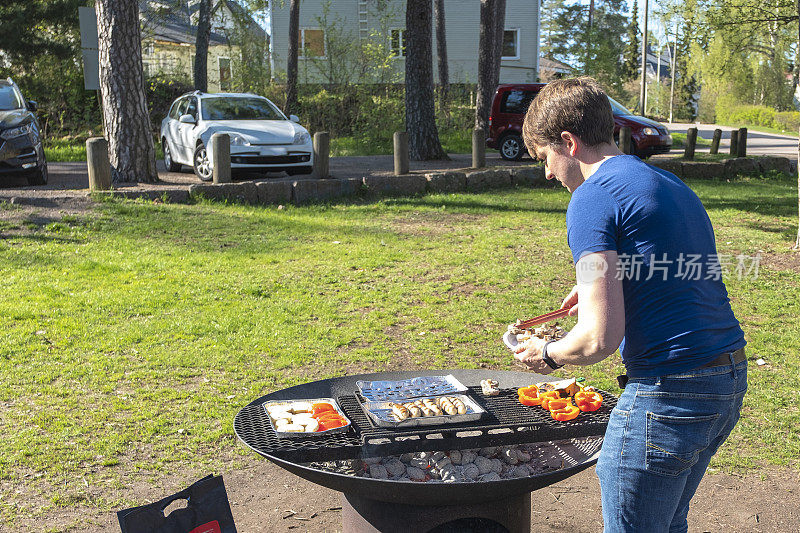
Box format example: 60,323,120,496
117,475,237,533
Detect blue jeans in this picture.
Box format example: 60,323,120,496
596,357,747,533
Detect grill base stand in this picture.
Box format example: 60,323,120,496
342,491,532,533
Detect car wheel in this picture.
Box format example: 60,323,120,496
27,161,48,186
499,133,525,161
163,138,181,172
286,166,313,176
193,143,213,182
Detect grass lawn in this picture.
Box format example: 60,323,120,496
44,137,164,163
1,173,798,527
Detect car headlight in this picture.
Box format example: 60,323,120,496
642,127,658,136
0,122,35,140
293,131,311,145
229,133,251,146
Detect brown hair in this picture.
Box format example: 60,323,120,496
522,77,614,153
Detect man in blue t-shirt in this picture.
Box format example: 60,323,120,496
513,77,747,533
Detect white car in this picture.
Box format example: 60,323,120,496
160,91,313,181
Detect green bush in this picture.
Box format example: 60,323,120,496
773,111,800,133
715,98,800,134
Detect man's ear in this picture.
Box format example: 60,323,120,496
560,131,580,156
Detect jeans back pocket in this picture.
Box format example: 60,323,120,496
645,412,720,477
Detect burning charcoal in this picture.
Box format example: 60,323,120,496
490,458,503,474
384,459,406,478
508,465,530,478
478,472,502,482
363,457,382,465
439,464,463,483
410,452,431,470
479,447,497,457
460,450,477,464
501,448,519,465
474,455,493,475
399,453,414,463
462,463,480,480
516,450,531,462
406,466,426,481
449,450,462,465
368,464,388,479
431,451,447,463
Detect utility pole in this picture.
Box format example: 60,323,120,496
669,22,678,123
639,0,649,115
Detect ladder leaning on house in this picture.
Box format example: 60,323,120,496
358,0,368,40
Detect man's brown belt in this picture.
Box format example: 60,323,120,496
616,348,747,388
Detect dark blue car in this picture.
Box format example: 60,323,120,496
0,78,48,186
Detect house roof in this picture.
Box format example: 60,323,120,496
539,57,573,73
140,0,266,46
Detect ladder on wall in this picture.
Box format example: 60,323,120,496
358,0,368,40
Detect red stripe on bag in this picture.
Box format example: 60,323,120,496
189,520,221,533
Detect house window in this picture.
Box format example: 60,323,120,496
390,29,406,57
299,28,325,58
219,57,232,92
502,29,520,60
142,61,152,77
143,42,155,56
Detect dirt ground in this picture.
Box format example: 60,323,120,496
16,458,798,533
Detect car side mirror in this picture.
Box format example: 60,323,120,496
179,114,196,124
26,100,37,112
289,114,300,123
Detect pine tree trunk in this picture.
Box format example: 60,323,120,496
285,0,300,114
194,0,212,92
475,0,496,130
96,0,158,183
492,0,506,88
405,0,446,160
434,0,449,102
796,7,800,251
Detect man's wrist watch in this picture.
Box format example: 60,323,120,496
541,340,564,370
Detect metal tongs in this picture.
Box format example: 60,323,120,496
515,305,573,329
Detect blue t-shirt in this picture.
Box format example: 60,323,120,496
566,155,746,377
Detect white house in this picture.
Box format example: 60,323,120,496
269,0,540,84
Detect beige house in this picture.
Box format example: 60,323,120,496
139,0,268,92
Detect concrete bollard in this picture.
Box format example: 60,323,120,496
86,137,111,191
737,127,747,157
710,129,722,155
619,127,632,155
472,127,486,169
684,127,697,160
313,131,330,179
729,130,739,156
393,131,409,175
210,133,231,184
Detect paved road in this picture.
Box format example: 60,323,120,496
664,123,798,157
0,152,535,198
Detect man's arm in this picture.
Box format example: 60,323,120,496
514,250,625,372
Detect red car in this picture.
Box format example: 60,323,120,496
486,83,673,160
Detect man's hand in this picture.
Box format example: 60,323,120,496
561,284,579,316
513,337,556,375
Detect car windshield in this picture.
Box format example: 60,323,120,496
201,97,285,121
608,96,633,116
0,86,24,111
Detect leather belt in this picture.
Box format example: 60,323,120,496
616,347,746,388
698,347,746,369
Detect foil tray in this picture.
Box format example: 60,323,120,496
263,398,351,439
356,374,469,402
362,393,485,428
